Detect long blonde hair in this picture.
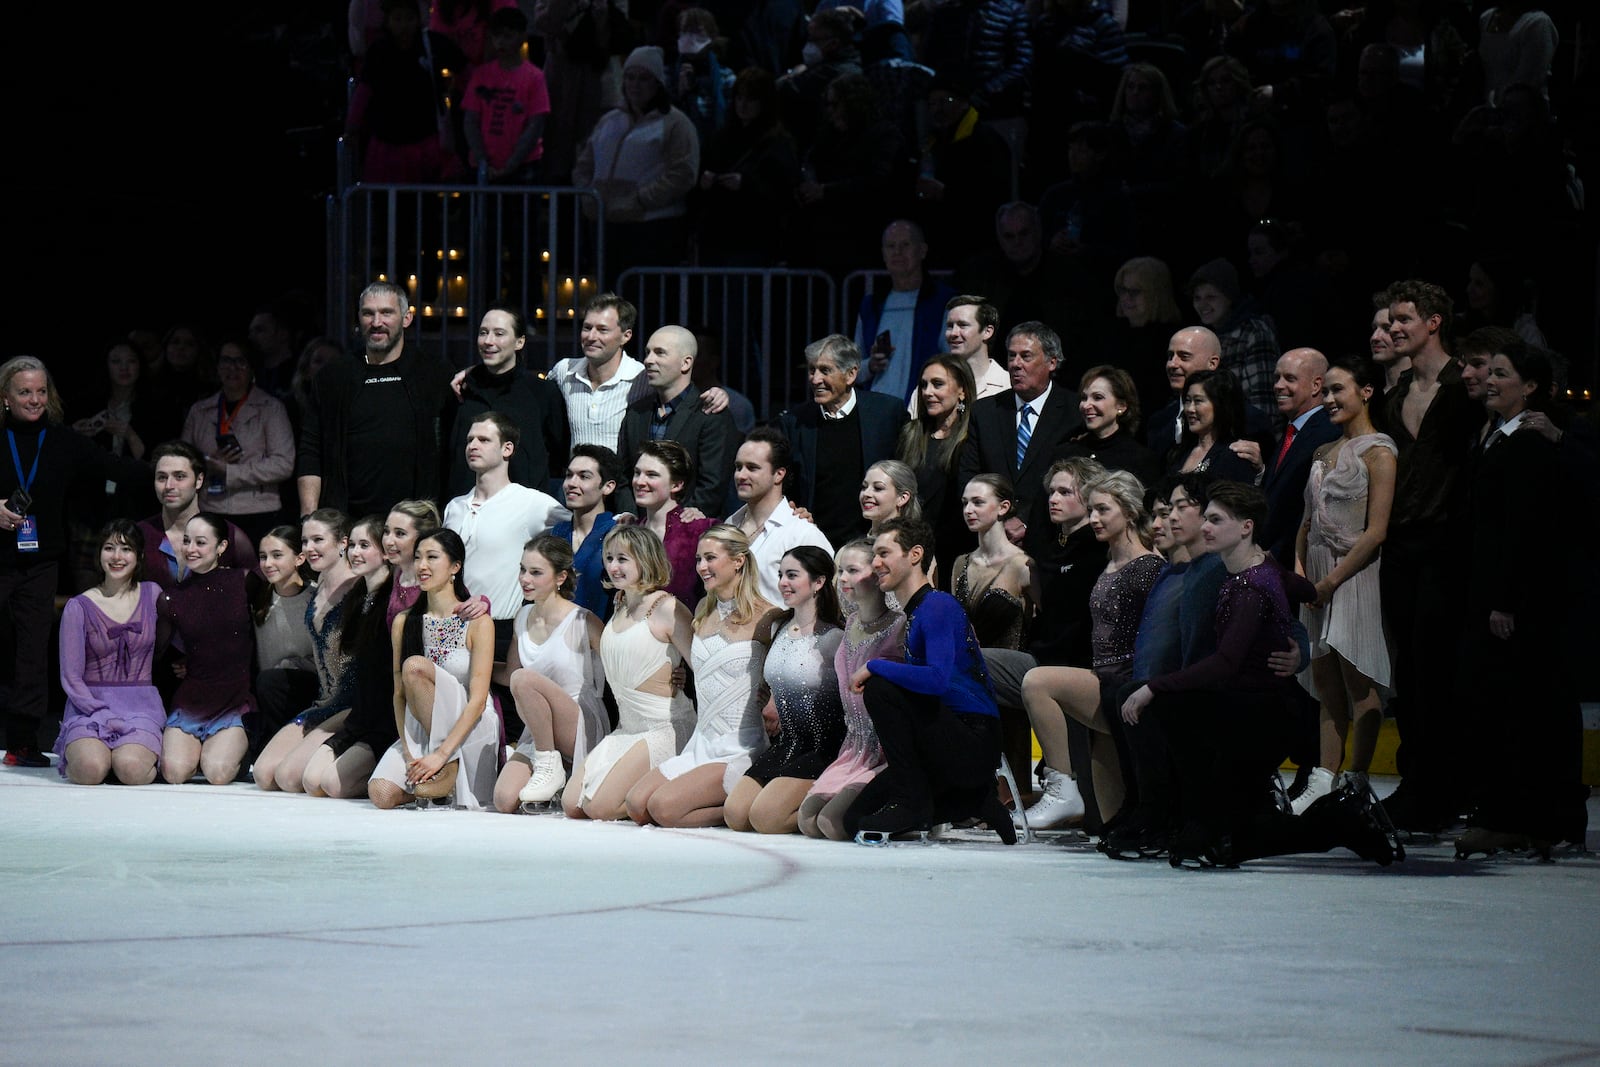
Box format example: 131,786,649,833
691,524,771,626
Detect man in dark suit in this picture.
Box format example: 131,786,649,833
959,321,1085,558
779,334,910,548
1147,325,1277,464
1238,348,1338,564
613,325,735,516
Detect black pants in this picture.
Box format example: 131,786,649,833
245,667,321,762
1379,526,1467,813
1,560,57,750
1156,688,1298,841
844,675,1000,835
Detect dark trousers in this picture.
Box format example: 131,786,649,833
1156,688,1298,841
245,667,321,763
1379,526,1467,812
844,675,1001,834
1118,679,1178,830
1,560,57,749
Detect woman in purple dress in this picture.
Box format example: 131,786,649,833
799,539,906,841
634,440,715,609
158,512,256,785
55,519,166,785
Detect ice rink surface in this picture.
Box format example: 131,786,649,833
3,765,1597,1067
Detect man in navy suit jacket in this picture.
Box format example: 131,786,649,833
779,334,910,548
958,321,1084,559
1236,348,1338,563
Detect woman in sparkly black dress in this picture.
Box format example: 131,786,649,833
725,547,846,834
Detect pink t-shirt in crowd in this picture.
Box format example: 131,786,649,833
462,60,552,168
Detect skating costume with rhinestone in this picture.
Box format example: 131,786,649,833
579,594,695,804
53,583,167,772
510,604,609,766
810,611,904,796
298,579,355,728
1300,433,1396,693
159,567,256,739
953,556,1028,650
372,612,501,809
747,623,845,785
658,629,770,794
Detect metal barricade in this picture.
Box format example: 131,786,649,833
328,150,605,370
616,268,836,420
839,268,955,341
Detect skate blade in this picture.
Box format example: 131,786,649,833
518,799,565,815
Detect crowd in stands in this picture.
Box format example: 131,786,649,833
4,1,1598,867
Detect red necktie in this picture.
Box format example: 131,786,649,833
1274,422,1298,470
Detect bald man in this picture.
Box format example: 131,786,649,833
613,325,735,515
1146,326,1277,463
1241,347,1340,564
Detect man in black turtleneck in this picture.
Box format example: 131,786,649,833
446,305,571,498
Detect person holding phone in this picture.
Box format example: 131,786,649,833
181,337,296,551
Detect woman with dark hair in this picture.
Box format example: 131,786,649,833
793,70,913,278
158,512,256,785
1167,368,1258,484
898,352,976,579
369,529,501,810
633,439,716,609
1460,255,1548,347
181,337,296,551
147,323,217,419
1291,358,1398,814
725,546,847,833
54,520,165,785
696,66,799,266
1455,341,1586,857
1064,365,1161,486
573,45,700,276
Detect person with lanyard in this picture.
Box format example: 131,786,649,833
2,357,146,767
180,337,296,551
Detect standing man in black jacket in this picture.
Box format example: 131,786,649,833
613,325,735,515
297,280,456,517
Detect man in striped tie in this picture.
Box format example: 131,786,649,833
958,322,1084,558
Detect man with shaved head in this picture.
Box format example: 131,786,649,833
1146,326,1276,461
1241,347,1338,564
612,324,735,515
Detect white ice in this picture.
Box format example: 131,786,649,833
3,766,1597,1066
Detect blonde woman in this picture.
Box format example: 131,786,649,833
562,525,696,821
624,524,781,828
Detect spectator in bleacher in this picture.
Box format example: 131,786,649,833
290,337,342,436
951,201,1081,347
614,325,735,516
345,0,454,183
67,343,161,558
299,282,455,519
909,0,1032,122
574,45,701,276
430,0,518,73
812,0,913,63
854,220,957,408
912,73,1012,271
462,6,552,183
1228,0,1338,120
147,323,216,426
1109,62,1189,253
736,0,809,75
1245,218,1338,354
1352,42,1431,140
533,0,635,184
1109,257,1186,421
1458,254,1548,349
779,334,910,550
775,8,862,153
1023,0,1129,188
1477,2,1560,106
1187,257,1280,414
670,6,736,148
792,71,914,280
1204,120,1306,270
448,306,570,499
1038,121,1137,291
958,321,1085,559
0,359,144,767
696,66,801,267
1185,55,1260,183
180,338,296,551
245,303,304,404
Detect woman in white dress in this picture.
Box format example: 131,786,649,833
492,534,608,813
1291,357,1397,813
369,529,500,810
562,525,696,821
625,524,781,828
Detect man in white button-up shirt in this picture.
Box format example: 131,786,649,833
726,425,834,606
549,294,654,453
